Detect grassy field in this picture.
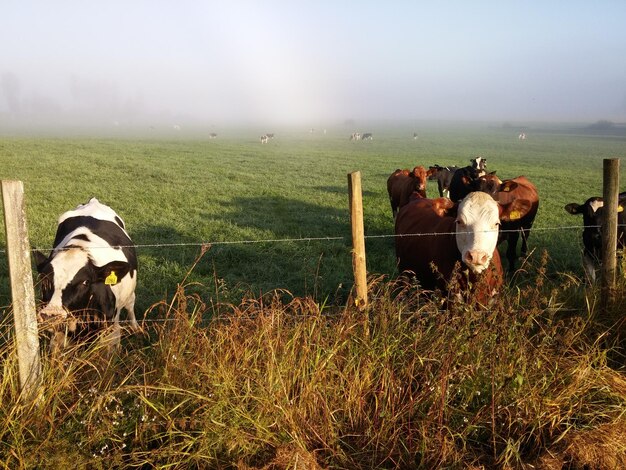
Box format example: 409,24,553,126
1,123,625,311
1,123,626,468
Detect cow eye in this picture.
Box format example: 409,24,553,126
81,279,90,286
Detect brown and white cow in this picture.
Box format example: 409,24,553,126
395,191,532,303
386,166,428,218
495,176,540,273
449,172,539,273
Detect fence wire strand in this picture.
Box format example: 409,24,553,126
0,223,617,255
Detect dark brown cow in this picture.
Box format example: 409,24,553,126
495,176,540,274
395,191,532,304
386,166,428,217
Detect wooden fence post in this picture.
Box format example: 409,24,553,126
601,158,620,310
2,180,41,402
347,171,368,309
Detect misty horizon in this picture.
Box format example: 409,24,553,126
2,2,626,128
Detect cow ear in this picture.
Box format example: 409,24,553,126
500,180,518,193
96,261,131,286
432,197,455,217
564,203,582,215
33,251,49,272
499,199,532,221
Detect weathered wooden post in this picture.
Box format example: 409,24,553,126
2,180,42,402
347,171,368,309
601,158,620,309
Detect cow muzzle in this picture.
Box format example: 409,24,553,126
38,305,68,323
463,250,491,274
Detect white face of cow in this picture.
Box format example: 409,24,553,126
455,191,500,274
40,248,91,318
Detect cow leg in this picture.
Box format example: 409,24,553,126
50,331,68,356
506,232,519,273
438,181,444,197
520,226,531,257
583,253,597,283
103,318,122,354
125,292,140,332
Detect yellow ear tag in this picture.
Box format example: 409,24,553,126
618,206,624,213
105,271,118,285
503,186,511,192
509,210,521,220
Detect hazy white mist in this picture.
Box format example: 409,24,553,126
2,1,626,127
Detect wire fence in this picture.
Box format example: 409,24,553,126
0,223,612,255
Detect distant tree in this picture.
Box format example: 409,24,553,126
587,120,615,130
2,72,21,113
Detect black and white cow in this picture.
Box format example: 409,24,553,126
361,133,373,140
448,158,489,202
471,156,487,173
427,165,459,198
564,192,626,282
35,198,138,351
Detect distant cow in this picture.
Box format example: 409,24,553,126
260,135,269,144
361,133,373,140
35,198,138,352
495,176,540,273
518,132,526,140
350,132,361,141
395,192,532,303
427,165,459,198
564,192,626,282
266,133,274,139
209,133,217,139
413,132,419,140
386,166,428,218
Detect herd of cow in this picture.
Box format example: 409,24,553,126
32,159,624,352
388,157,625,304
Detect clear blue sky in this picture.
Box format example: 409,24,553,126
2,1,626,125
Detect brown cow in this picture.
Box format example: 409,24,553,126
495,176,539,274
395,191,532,304
386,166,428,218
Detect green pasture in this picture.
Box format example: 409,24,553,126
1,124,625,311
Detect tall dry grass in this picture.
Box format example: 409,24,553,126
1,258,625,469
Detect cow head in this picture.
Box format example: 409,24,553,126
565,196,626,263
427,165,441,180
35,248,131,324
473,172,503,199
471,157,487,175
411,166,428,193
456,191,532,274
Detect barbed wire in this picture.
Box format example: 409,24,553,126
0,223,617,255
